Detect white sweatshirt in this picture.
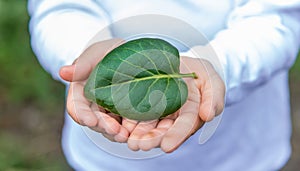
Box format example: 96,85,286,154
28,0,300,170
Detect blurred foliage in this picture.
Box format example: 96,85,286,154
0,0,299,171
0,132,69,171
0,0,64,109
290,52,300,80
0,1,69,170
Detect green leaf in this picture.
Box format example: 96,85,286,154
84,38,196,121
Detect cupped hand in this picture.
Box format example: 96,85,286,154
59,38,130,142
59,38,225,152
126,57,225,153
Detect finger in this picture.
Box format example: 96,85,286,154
164,112,179,120
66,82,98,127
107,112,122,123
198,72,225,122
90,118,129,143
127,120,158,151
211,74,225,116
138,119,174,151
72,38,124,81
59,59,80,82
59,65,75,82
91,103,121,135
102,133,116,142
161,111,203,153
114,126,130,143
161,81,203,153
122,118,138,133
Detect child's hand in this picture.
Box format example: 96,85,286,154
59,38,130,142
126,57,225,152
59,39,225,153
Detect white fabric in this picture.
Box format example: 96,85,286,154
28,0,300,170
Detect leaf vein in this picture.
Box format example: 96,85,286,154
92,74,187,91
121,47,160,74
135,78,159,110
148,40,177,74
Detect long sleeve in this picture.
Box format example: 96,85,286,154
209,0,300,105
28,0,111,82
27,1,299,170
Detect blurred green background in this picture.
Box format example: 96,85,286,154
0,1,69,170
0,1,299,171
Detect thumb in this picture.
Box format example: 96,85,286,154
59,64,75,82
198,72,225,122
61,38,124,82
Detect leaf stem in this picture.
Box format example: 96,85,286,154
179,72,198,79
